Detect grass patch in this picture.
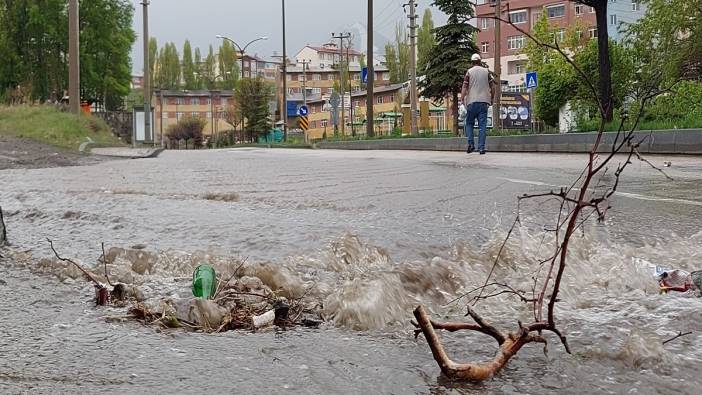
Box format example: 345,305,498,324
0,105,123,150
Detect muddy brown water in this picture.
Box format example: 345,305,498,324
1,149,701,394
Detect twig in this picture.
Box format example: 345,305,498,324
662,331,692,345
47,238,102,287
0,205,7,246
100,242,113,286
213,257,248,299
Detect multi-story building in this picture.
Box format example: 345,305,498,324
474,0,647,93
294,42,362,69
131,75,144,90
152,89,236,143
285,65,391,97
475,1,598,91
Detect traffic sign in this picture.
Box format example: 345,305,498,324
299,115,309,131
362,67,368,84
526,71,538,89
298,105,308,117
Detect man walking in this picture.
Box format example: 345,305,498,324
461,53,496,155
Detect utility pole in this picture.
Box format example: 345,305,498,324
493,0,502,131
142,1,152,144
346,43,355,136
299,59,310,107
68,0,80,115
332,32,351,135
282,0,288,141
406,0,419,135
367,0,374,138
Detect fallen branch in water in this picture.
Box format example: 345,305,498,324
0,205,7,247
663,331,693,345
47,238,110,305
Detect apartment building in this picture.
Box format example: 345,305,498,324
152,89,236,142
475,1,648,91
294,42,362,69
285,65,391,97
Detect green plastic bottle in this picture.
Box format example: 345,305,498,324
192,264,217,299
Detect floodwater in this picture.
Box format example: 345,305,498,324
1,148,701,394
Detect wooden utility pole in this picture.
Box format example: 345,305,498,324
282,0,288,141
142,1,152,144
299,59,310,106
367,0,374,138
493,0,502,131
68,0,80,114
332,32,351,135
407,0,419,135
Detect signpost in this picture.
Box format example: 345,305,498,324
297,105,309,132
526,71,538,132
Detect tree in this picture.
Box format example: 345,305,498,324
420,0,479,134
626,0,702,81
204,45,217,90
417,8,436,74
234,77,272,142
384,23,410,84
149,38,159,89
158,43,181,90
182,40,197,90
193,47,203,89
166,115,206,149
575,1,614,121
218,40,238,90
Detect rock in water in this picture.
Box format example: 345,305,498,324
691,271,702,294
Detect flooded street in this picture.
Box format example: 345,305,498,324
1,148,701,394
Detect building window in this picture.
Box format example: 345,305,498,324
509,10,527,24
515,63,523,74
312,88,322,94
321,119,328,128
507,35,525,50
589,6,595,13
176,98,184,105
610,14,617,25
481,41,489,53
206,112,212,118
588,27,598,38
205,98,211,105
576,30,583,40
376,96,383,104
162,112,169,118
547,4,565,18
191,112,199,118
574,5,583,15
480,18,489,30
632,0,640,11
286,74,292,81
313,74,321,81
555,28,566,42
192,98,200,106
176,112,184,120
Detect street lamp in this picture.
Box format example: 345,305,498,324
215,35,268,79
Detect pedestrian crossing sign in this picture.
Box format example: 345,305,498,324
526,71,538,89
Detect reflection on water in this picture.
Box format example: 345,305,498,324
1,149,701,393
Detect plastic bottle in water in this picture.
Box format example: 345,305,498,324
192,264,217,299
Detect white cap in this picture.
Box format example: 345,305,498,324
471,53,482,62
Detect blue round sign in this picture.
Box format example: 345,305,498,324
298,105,308,116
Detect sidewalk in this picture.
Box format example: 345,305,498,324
318,129,702,155
90,147,164,158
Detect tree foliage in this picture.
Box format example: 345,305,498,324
384,23,410,84
0,0,135,109
157,43,181,90
626,0,702,81
182,40,197,90
218,40,239,90
420,0,479,133
166,115,206,148
417,8,436,75
234,77,272,142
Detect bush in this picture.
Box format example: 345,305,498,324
166,116,206,149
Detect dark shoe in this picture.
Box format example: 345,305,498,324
466,145,475,154
479,150,486,155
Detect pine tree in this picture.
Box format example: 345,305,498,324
420,0,479,133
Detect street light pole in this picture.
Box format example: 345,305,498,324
68,0,80,115
142,1,152,144
216,35,268,80
282,0,288,141
366,0,374,138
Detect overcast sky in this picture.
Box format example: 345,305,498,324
130,0,447,74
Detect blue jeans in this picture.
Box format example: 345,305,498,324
464,102,489,152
